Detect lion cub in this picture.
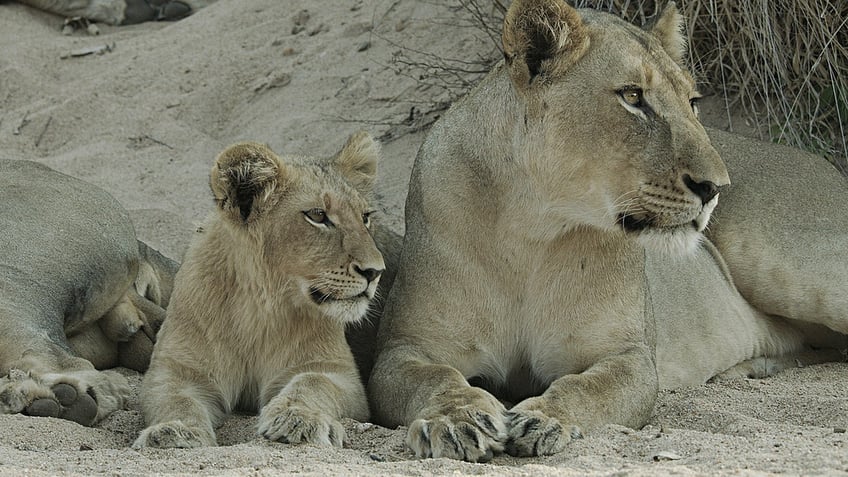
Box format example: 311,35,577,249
134,132,385,448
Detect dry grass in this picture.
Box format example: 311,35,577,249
676,0,846,162
440,0,848,163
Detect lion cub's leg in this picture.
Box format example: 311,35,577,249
258,362,368,447
133,362,222,449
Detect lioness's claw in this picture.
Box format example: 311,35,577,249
407,407,506,462
504,409,580,457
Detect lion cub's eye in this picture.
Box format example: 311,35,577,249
618,87,644,107
303,208,333,227
362,211,373,228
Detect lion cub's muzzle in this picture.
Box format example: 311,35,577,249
307,263,384,305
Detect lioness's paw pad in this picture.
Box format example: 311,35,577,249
258,407,344,447
407,408,506,462
133,421,207,449
25,383,97,426
504,409,581,457
0,374,97,426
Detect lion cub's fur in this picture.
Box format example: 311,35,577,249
134,132,385,449
368,0,848,463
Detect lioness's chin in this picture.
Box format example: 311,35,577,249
635,226,704,256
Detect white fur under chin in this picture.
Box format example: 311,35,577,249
637,194,718,257
637,227,704,256
320,299,371,324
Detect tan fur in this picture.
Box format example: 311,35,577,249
0,160,177,426
368,0,848,462
134,132,386,449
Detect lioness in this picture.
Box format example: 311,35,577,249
13,0,212,25
134,132,389,449
368,0,848,462
0,159,178,426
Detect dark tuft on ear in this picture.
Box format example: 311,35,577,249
209,142,284,225
502,0,589,87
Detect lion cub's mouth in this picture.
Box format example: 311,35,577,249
308,287,371,305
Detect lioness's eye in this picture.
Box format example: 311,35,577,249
362,211,373,228
303,208,332,227
618,87,644,107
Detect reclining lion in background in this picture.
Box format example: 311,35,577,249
0,159,178,426
368,0,848,462
135,132,399,449
14,0,213,25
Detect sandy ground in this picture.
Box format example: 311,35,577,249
1,0,847,475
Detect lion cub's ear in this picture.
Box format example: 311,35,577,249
502,0,590,87
648,2,687,66
210,142,287,225
333,131,380,196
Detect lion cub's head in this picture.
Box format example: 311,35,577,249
208,131,385,323
502,0,730,253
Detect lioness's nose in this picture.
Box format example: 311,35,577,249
683,174,719,204
354,265,383,283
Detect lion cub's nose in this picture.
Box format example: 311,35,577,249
683,174,719,204
354,265,383,284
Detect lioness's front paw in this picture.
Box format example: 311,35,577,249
504,408,582,457
258,406,344,447
407,406,506,463
133,421,210,449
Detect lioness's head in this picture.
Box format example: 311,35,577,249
503,0,729,253
209,131,385,323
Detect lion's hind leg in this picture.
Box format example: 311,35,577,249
0,357,129,426
711,348,846,382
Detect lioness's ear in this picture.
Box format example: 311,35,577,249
502,0,589,87
648,2,687,66
333,131,380,196
210,142,285,225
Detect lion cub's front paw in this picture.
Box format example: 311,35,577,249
133,421,210,449
407,405,506,463
504,408,582,457
258,405,344,447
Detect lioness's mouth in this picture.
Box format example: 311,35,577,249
619,213,652,232
619,213,700,233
